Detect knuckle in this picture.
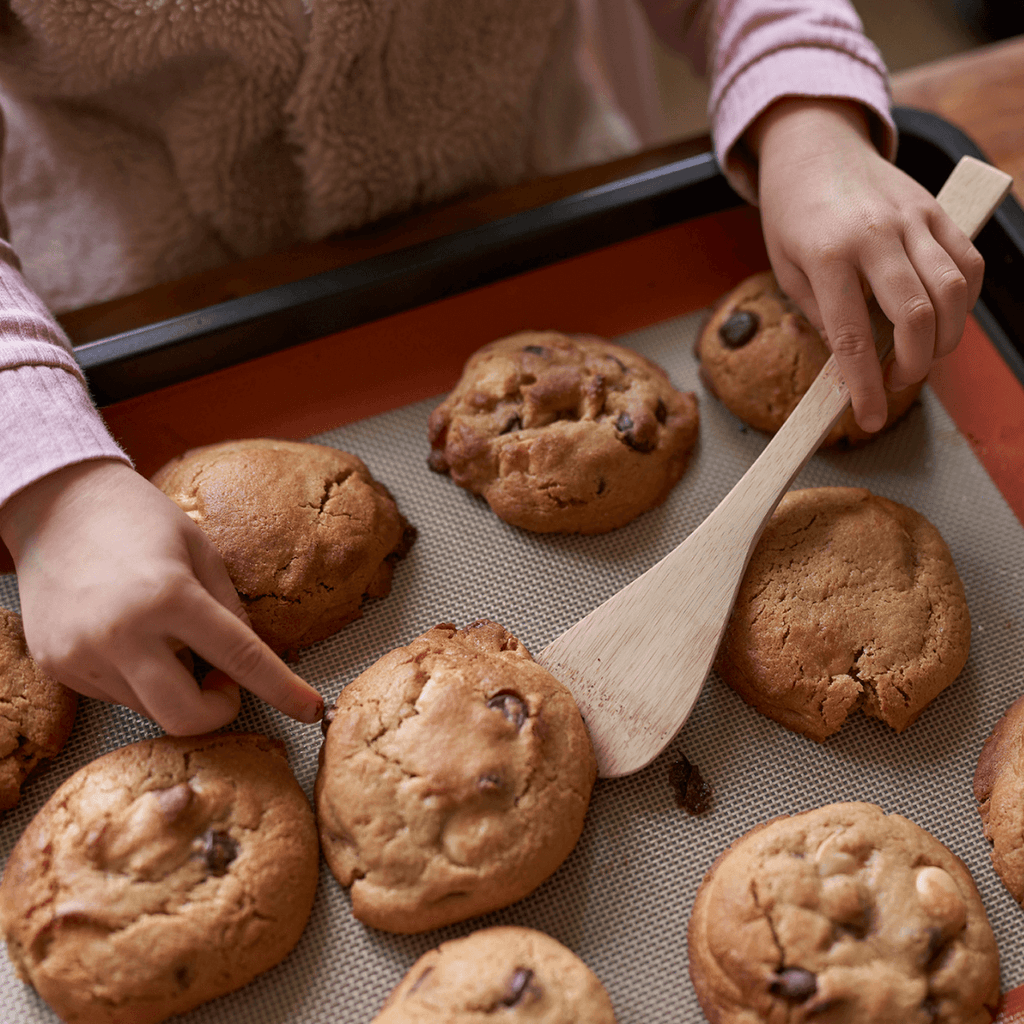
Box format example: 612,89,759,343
935,266,970,306
898,294,936,335
962,245,985,286
825,324,873,360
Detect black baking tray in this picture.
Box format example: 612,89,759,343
74,107,1024,405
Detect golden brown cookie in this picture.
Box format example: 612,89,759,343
695,271,921,445
315,619,597,933
0,732,319,1024
716,487,971,742
427,330,699,533
974,693,1024,905
371,926,617,1023
0,607,77,811
688,802,1001,1023
152,438,415,654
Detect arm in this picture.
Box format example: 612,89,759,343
0,119,322,734
637,0,983,433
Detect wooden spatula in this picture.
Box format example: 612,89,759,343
536,155,1013,778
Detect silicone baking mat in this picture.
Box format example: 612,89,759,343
2,309,1023,1022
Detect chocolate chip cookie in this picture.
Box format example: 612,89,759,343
371,926,617,1023
152,438,415,655
695,271,921,445
0,732,319,1024
427,330,699,533
315,619,597,933
974,692,1024,906
0,607,77,811
688,802,1001,1023
716,487,971,742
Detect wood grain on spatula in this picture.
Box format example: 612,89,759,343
537,155,1013,778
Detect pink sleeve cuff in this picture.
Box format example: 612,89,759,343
712,46,897,204
0,362,130,508
0,241,130,509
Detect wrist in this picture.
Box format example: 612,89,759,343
746,97,873,161
0,459,133,560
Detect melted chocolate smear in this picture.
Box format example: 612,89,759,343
719,310,760,348
407,966,433,996
501,968,535,1007
668,756,712,815
195,829,239,876
522,345,547,356
486,692,527,730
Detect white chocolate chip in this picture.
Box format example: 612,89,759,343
821,875,863,923
915,866,966,928
815,833,858,877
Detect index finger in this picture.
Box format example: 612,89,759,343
808,262,887,434
170,588,324,724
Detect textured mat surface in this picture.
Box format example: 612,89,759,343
2,309,1023,1022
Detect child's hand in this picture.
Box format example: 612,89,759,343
0,460,323,734
748,98,985,433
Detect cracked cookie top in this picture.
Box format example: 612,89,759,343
427,330,699,534
695,271,921,445
687,802,1001,1024
0,607,77,811
974,693,1024,907
715,487,971,742
152,438,415,655
315,620,597,934
370,926,617,1023
0,732,319,1024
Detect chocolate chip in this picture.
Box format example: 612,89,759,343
719,310,760,348
769,967,817,1001
499,413,522,434
500,968,535,1007
596,478,606,495
655,398,668,424
193,829,238,876
174,965,192,990
614,412,656,453
668,756,712,815
487,691,527,729
523,345,546,355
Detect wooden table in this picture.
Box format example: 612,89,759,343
892,33,1024,206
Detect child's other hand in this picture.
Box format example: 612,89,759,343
748,98,984,433
0,460,323,734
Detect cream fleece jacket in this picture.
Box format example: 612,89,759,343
0,0,895,510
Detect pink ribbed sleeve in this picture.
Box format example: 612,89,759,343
0,238,129,508
638,0,897,202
